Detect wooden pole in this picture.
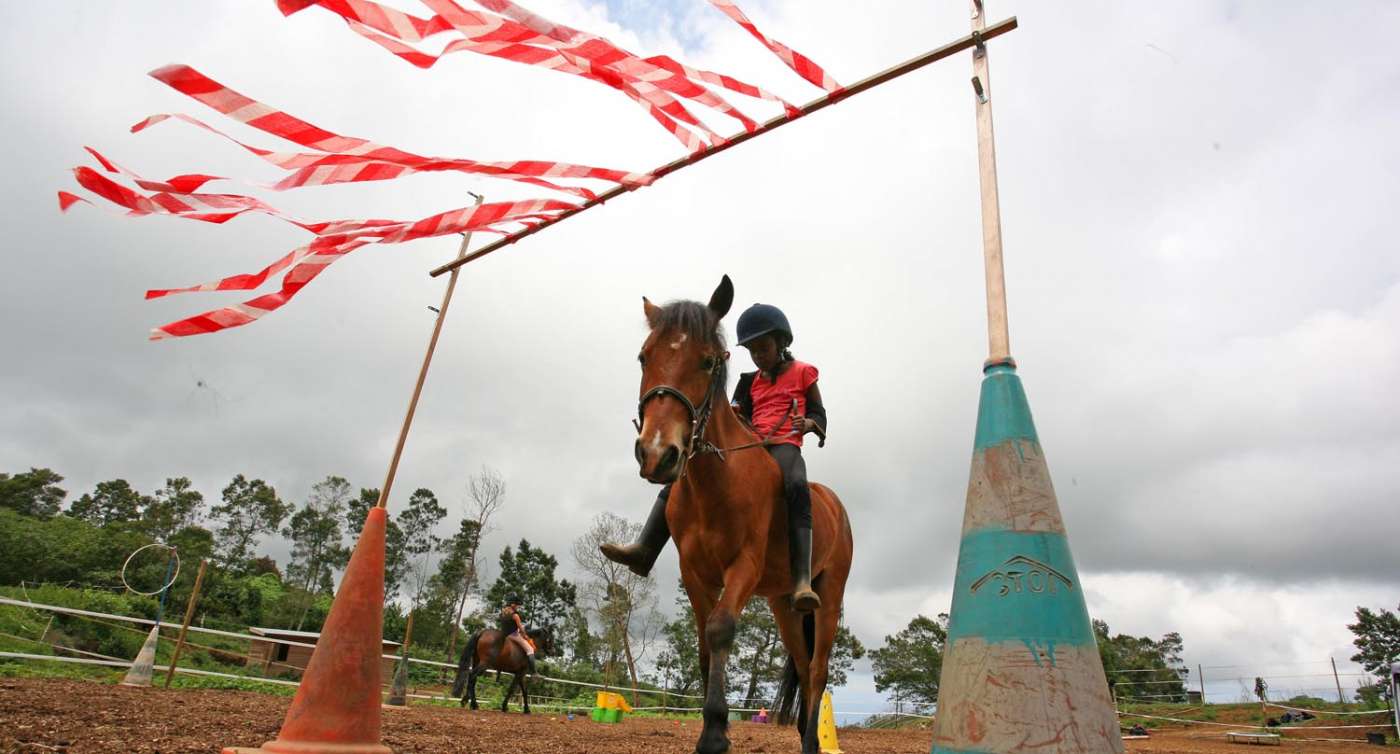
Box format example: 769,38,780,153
401,610,415,653
430,17,1018,278
400,610,416,694
970,0,1012,366
1198,663,1206,705
378,194,485,509
163,558,208,688
1331,656,1345,704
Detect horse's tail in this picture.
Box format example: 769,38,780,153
774,610,816,725
451,630,481,698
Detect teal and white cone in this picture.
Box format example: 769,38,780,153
930,364,1122,754
121,624,161,687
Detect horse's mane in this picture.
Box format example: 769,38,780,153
651,300,729,390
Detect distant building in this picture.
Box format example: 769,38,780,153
244,626,401,679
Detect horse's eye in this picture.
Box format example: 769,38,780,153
638,353,645,367
700,356,715,371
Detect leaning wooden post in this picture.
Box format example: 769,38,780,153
1199,663,1207,705
1331,656,1345,704
928,3,1122,753
377,193,485,509
163,558,208,689
224,199,482,754
385,611,416,707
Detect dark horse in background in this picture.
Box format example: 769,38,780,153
451,626,554,713
634,275,854,754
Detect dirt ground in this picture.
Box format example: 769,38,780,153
0,679,1389,754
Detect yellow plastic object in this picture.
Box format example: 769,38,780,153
594,691,633,713
817,690,842,754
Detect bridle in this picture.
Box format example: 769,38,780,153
634,354,727,467
635,352,823,476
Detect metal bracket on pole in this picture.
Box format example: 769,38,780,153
971,76,987,104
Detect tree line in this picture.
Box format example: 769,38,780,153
13,465,1384,707
0,466,863,703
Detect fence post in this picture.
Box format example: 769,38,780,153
1198,664,1206,705
164,559,208,688
1331,656,1345,704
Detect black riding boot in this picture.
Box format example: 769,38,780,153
599,488,671,577
790,525,821,612
526,653,537,675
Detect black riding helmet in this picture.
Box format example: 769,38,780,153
506,594,522,606
736,303,792,347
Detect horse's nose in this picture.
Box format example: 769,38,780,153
637,435,684,483
655,445,682,480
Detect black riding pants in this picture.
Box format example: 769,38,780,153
767,443,811,529
652,444,810,530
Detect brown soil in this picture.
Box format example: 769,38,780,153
0,679,1388,754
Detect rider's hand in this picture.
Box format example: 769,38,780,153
792,417,814,436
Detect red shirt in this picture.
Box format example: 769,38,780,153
749,360,819,448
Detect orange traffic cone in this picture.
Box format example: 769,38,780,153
224,507,391,754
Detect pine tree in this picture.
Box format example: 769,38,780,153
69,479,148,527
210,475,289,570
141,477,204,541
0,468,66,519
870,614,947,706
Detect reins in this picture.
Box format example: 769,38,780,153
636,358,825,475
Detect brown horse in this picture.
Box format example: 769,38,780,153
450,626,554,713
634,275,854,754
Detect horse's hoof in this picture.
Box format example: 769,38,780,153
792,590,821,613
696,730,731,754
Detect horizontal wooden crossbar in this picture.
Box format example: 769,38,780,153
429,16,1018,277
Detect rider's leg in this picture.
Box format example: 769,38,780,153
599,484,672,577
768,444,820,612
509,632,537,674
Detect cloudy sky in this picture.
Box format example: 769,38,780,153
3,0,1398,713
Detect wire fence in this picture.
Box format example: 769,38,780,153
2,594,1395,735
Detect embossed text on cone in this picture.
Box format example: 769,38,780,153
121,624,161,687
930,364,1122,754
224,507,391,754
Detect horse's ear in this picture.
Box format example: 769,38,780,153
708,274,734,319
643,296,662,327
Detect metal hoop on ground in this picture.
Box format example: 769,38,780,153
121,544,181,596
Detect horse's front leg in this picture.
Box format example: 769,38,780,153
696,559,762,754
798,596,841,754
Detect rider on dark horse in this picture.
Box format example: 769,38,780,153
601,303,827,611
496,594,537,674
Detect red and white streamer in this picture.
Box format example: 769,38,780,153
144,65,652,193
707,0,841,93
62,0,839,338
147,197,575,339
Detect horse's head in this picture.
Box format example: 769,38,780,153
635,275,734,483
532,625,557,657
